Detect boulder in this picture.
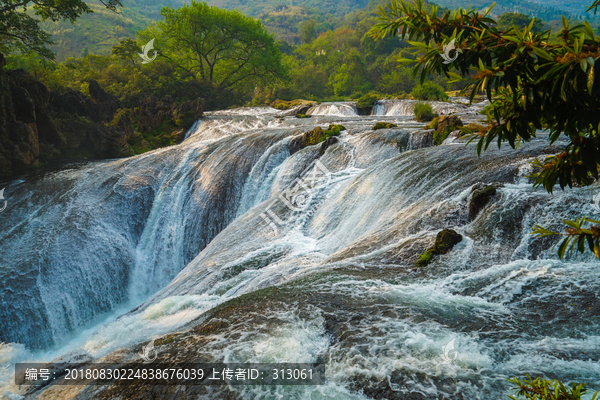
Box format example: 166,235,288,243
288,124,345,155
295,105,312,115
416,229,463,267
469,185,497,220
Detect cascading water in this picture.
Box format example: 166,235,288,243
1,99,598,400
307,102,359,116
372,99,486,116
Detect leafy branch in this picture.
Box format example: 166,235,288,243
508,374,598,400
533,217,600,260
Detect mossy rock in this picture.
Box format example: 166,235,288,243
433,130,451,145
295,114,312,118
319,136,339,156
416,229,463,267
469,185,497,220
433,115,463,144
270,99,315,110
428,117,439,130
372,122,398,131
288,124,345,155
436,115,463,133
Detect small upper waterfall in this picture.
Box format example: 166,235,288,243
307,102,359,116
372,99,483,116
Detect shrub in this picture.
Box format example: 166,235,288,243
507,375,598,400
356,93,380,109
411,82,449,101
413,101,438,122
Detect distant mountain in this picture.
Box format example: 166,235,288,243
429,0,580,21
43,0,597,61
42,0,187,60
534,0,594,16
209,0,372,17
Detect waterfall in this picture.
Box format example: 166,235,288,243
1,100,598,400
307,102,359,116
372,99,483,116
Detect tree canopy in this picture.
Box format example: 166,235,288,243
0,0,122,58
496,12,545,33
138,1,288,95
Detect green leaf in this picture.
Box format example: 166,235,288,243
558,238,570,260
577,235,586,254
581,59,588,72
501,36,521,43
588,57,595,67
588,66,595,95
587,234,594,252
532,46,553,61
563,219,580,229
446,71,463,80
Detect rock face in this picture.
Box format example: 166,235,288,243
49,80,134,158
137,94,205,140
410,130,435,149
469,185,497,220
0,66,205,178
0,69,55,177
416,228,463,267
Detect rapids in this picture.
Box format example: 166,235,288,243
0,100,598,399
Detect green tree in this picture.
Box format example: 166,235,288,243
139,1,287,95
111,38,139,66
0,0,122,59
299,19,317,44
372,0,600,259
330,49,371,96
